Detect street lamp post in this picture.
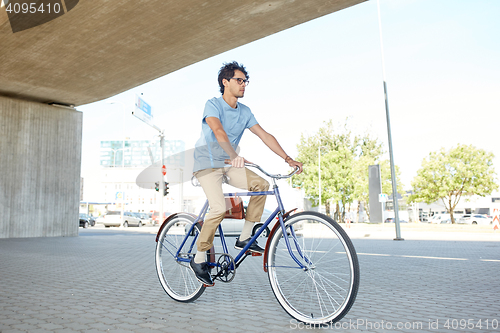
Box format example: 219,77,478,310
376,0,403,240
318,145,327,214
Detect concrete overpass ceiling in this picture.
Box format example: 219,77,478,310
0,0,365,106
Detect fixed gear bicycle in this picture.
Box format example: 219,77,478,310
155,163,359,325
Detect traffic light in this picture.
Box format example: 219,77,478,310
154,181,159,192
164,182,169,196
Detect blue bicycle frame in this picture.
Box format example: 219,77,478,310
175,185,309,270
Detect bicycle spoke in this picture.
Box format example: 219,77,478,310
313,272,347,300
312,240,343,263
318,270,351,276
316,272,340,309
317,270,352,285
280,271,311,296
309,275,324,318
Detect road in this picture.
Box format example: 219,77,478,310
1,224,499,332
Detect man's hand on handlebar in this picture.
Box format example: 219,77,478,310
287,158,303,174
224,156,251,168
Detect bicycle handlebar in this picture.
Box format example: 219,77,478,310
192,162,299,187
223,160,299,179
246,163,300,179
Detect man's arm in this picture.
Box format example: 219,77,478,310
205,117,245,168
249,124,303,174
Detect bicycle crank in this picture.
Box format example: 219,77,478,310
212,253,236,283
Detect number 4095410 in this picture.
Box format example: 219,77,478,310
5,2,62,14
444,319,498,330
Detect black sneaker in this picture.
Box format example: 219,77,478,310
235,237,265,254
189,258,213,285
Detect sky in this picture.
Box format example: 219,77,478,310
79,0,500,200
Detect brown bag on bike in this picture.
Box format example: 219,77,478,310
225,196,245,219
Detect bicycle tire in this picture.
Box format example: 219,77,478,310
266,211,359,324
155,213,206,302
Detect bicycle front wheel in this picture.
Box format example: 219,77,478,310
267,211,359,324
155,213,205,302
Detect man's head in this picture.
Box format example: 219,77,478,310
218,61,249,97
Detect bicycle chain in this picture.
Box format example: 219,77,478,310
211,253,236,283
175,252,236,283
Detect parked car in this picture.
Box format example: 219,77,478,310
458,214,491,225
429,214,452,224
184,207,301,237
384,217,408,223
96,211,143,227
122,212,143,227
96,211,121,227
79,213,95,228
136,212,151,224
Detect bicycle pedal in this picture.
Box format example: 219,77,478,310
203,282,215,287
245,251,262,256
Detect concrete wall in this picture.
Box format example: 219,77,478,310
0,96,82,238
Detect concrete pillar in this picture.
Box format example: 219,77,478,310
368,164,383,223
0,96,82,238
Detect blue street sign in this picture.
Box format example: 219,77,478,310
134,95,153,126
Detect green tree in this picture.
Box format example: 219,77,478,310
408,144,498,223
294,120,403,222
320,145,355,221
294,122,355,220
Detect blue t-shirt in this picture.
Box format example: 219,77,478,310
193,96,258,172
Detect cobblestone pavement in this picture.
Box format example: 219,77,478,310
1,226,500,333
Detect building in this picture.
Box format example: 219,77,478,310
99,139,186,214
100,140,184,168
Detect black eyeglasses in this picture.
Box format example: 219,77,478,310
228,77,250,86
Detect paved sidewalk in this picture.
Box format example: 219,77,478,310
1,226,500,333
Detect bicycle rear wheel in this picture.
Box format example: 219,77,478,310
155,213,205,302
267,211,359,324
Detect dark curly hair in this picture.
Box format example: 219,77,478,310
218,61,249,94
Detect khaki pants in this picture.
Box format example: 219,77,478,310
194,167,270,252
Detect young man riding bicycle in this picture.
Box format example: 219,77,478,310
191,61,303,285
